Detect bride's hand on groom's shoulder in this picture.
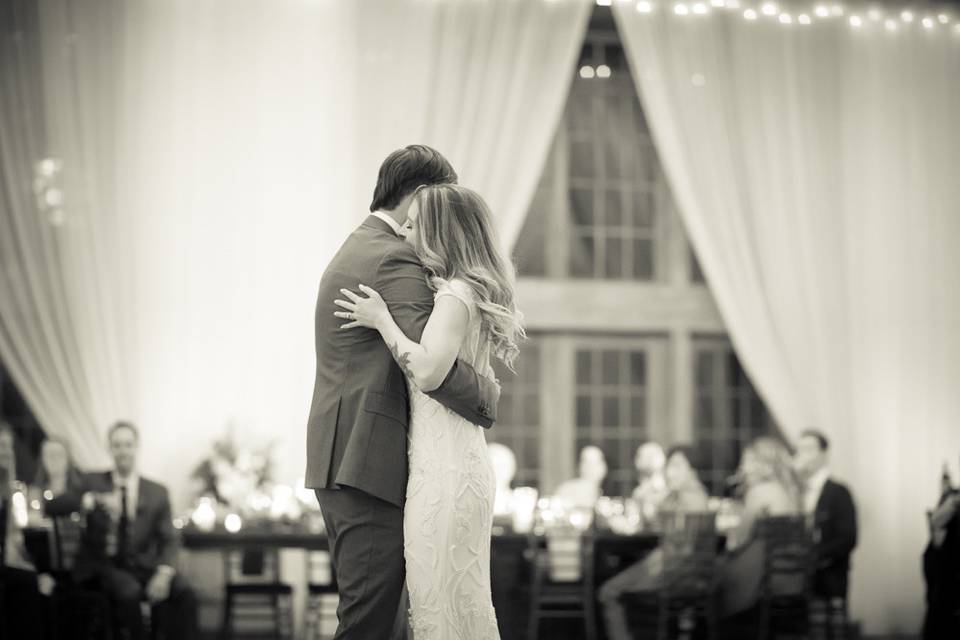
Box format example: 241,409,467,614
334,284,389,331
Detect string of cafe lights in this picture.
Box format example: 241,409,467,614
594,0,960,35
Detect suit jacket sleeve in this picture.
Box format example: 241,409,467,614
817,483,857,563
153,485,180,568
375,249,499,428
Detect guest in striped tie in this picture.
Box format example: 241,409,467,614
74,421,198,640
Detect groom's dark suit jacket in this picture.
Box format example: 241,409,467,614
305,214,498,507
811,478,857,599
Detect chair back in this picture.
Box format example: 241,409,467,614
757,515,812,599
224,548,284,584
659,511,718,597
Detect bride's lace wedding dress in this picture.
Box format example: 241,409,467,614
404,278,501,640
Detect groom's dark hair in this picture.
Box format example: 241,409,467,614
369,145,457,212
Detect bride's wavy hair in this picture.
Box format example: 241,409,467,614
410,184,525,370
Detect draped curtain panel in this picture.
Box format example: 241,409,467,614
0,0,587,504
0,0,111,466
614,3,960,633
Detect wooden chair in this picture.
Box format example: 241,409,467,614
221,548,294,640
756,516,812,640
526,523,598,640
302,550,339,640
622,511,719,640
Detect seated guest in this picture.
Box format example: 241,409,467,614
32,437,86,568
0,421,54,640
598,445,709,640
75,421,197,640
555,445,607,509
719,437,801,618
923,477,960,639
631,442,668,524
488,443,517,517
794,429,857,604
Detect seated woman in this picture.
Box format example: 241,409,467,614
718,436,802,618
32,437,86,569
598,445,709,640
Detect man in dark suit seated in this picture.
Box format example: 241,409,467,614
794,430,858,606
76,421,197,640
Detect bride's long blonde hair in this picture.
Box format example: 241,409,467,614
410,184,525,370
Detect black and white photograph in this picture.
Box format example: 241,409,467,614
1,0,959,639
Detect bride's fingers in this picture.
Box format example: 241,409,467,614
357,284,379,298
339,321,360,330
339,288,362,302
333,311,353,319
333,299,355,310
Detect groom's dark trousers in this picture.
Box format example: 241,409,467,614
305,215,499,639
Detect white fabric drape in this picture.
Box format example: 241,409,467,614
614,4,960,633
0,0,588,505
350,0,590,250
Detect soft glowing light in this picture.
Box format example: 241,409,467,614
779,13,793,24
901,11,914,23
798,14,812,25
30,499,41,510
885,18,898,31
710,0,725,7
868,8,882,21
596,64,612,78
692,2,708,14
637,1,654,12
674,3,689,15
725,0,740,8
191,497,217,532
43,490,54,501
224,513,243,533
938,14,949,24
173,518,185,529
815,5,829,18
744,8,758,20
512,487,538,534
761,3,777,16
12,492,28,528
596,0,613,6
922,17,934,29
849,15,862,28
579,65,596,79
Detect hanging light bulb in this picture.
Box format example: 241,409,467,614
937,14,949,24
849,15,862,27
710,0,725,7
798,14,812,25
674,3,690,15
779,13,793,24
597,64,612,79
761,3,778,16
692,2,708,15
814,5,829,18
637,1,654,12
922,16,935,29
901,10,914,23
743,8,758,20
579,66,596,79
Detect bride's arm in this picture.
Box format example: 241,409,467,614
335,284,470,392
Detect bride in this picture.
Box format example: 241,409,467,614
334,183,524,639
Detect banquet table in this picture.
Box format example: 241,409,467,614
181,523,664,640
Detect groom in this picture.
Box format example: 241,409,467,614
305,145,500,639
